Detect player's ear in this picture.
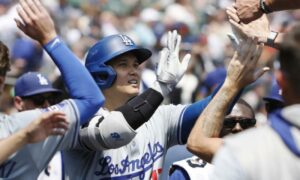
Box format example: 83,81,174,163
14,96,24,112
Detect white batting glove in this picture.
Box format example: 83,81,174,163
151,30,191,96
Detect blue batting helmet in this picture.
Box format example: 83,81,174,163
85,34,152,89
263,78,284,103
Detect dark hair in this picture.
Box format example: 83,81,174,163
279,24,300,95
0,41,10,76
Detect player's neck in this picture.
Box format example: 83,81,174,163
103,92,130,111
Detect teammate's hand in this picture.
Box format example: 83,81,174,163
152,30,191,96
24,111,69,144
235,0,264,24
225,37,269,90
226,5,270,45
15,0,57,45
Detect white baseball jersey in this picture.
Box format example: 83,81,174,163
37,152,63,180
0,100,80,179
212,104,300,180
64,104,186,180
171,156,214,180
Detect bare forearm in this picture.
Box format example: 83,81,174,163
0,130,28,164
200,82,239,136
266,0,300,12
187,82,240,160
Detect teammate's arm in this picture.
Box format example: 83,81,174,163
0,112,68,164
15,0,104,124
187,38,268,163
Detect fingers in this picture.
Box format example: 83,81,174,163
14,18,26,32
227,33,239,49
175,33,181,55
17,3,31,25
167,30,179,53
157,48,169,75
226,6,240,23
30,0,42,14
19,0,37,23
253,67,270,82
229,19,243,35
180,54,191,74
43,111,69,136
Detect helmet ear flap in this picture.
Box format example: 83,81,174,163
89,65,117,89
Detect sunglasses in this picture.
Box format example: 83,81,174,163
223,117,256,129
22,93,59,106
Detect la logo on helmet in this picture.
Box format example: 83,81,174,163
119,35,134,46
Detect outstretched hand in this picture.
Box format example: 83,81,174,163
15,0,57,45
225,37,269,89
24,111,69,144
235,0,264,24
152,30,191,96
226,5,270,45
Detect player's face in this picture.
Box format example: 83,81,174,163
220,104,256,137
15,93,56,111
107,53,141,98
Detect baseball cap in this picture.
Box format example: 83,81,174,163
14,72,62,97
200,67,226,95
263,79,284,103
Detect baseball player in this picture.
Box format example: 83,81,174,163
0,0,106,178
169,99,257,180
13,72,65,180
212,23,300,180
3,1,192,179
0,41,68,165
59,19,263,180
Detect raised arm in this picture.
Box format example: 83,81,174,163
15,0,104,124
187,38,268,163
0,111,68,164
235,0,300,24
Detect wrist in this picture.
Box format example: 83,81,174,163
259,0,273,14
16,129,30,145
41,33,58,46
223,79,242,93
151,81,169,97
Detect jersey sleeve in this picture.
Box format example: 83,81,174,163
153,104,187,148
6,100,80,171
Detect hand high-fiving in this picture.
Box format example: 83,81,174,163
15,0,57,45
153,30,191,96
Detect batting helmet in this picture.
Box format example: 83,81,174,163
85,34,152,89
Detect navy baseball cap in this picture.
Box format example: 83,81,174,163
15,72,62,97
263,79,284,103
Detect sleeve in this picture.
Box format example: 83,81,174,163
211,145,246,180
155,104,187,148
43,37,104,124
10,100,80,170
77,111,137,150
178,83,242,144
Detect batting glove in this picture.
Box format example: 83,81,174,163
151,30,191,96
